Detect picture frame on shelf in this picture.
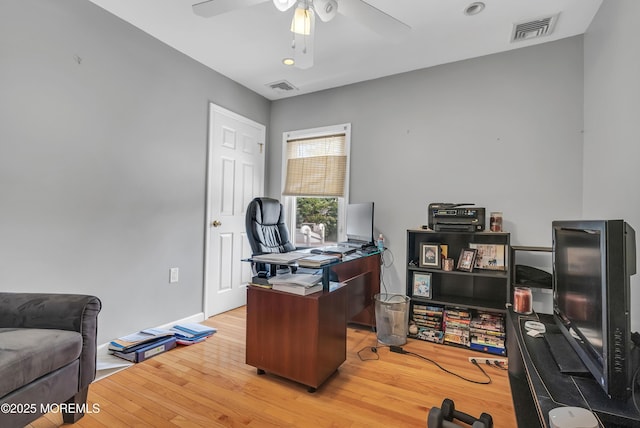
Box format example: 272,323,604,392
469,243,506,270
457,248,477,272
412,272,432,298
419,243,441,268
440,244,448,259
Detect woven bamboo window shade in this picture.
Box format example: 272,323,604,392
282,134,347,197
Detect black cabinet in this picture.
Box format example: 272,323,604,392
406,229,511,312
506,309,640,427
406,230,510,354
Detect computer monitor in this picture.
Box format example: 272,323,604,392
346,202,374,246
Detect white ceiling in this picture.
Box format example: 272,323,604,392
87,0,603,101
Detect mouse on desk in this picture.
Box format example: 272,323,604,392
310,249,324,254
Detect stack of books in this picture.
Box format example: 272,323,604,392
469,311,506,355
109,328,177,363
171,323,217,345
267,273,323,295
443,306,471,347
413,304,444,343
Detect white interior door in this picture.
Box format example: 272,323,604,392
205,104,265,317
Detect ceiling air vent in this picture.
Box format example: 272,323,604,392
511,13,559,42
267,80,298,92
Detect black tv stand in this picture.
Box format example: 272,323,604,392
506,308,640,427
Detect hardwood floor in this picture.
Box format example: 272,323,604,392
30,306,516,427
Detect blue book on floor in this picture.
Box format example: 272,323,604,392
112,336,177,363
172,323,217,337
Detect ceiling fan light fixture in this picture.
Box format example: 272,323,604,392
273,0,297,12
291,4,313,35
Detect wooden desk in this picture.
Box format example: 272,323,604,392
246,284,347,392
245,252,381,391
332,252,381,326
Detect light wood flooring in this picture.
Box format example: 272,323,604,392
30,306,516,427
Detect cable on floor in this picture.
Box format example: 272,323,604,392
387,345,492,385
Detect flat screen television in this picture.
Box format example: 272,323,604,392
552,219,637,400
346,202,374,246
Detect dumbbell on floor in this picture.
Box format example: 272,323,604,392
427,398,493,428
440,398,493,428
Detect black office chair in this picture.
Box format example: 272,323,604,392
245,197,298,275
245,197,296,256
245,197,337,283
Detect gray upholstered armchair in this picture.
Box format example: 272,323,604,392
0,292,101,428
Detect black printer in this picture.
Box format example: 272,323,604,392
427,203,485,232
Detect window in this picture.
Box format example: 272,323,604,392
281,124,351,247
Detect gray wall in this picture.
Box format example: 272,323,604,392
270,37,585,295
0,0,270,344
3,0,637,342
583,0,640,332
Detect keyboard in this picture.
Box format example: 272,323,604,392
318,246,357,255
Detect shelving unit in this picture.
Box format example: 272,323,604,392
406,229,510,354
406,229,511,312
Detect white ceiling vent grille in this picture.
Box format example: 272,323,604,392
511,14,559,42
267,80,298,92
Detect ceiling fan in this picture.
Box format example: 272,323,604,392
192,0,410,69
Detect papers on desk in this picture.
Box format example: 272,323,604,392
251,251,308,264
250,251,339,268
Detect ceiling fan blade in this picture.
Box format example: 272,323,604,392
192,0,268,18
338,0,410,38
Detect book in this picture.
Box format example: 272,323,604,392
172,323,217,338
109,329,175,352
267,273,321,287
444,306,471,347
176,336,209,346
272,282,324,296
112,336,177,363
297,254,339,267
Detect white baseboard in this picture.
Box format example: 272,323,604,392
94,312,205,381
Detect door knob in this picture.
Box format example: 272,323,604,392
211,220,222,227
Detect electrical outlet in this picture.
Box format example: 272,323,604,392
468,356,507,366
169,268,179,283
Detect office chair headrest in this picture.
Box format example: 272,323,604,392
254,198,283,225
